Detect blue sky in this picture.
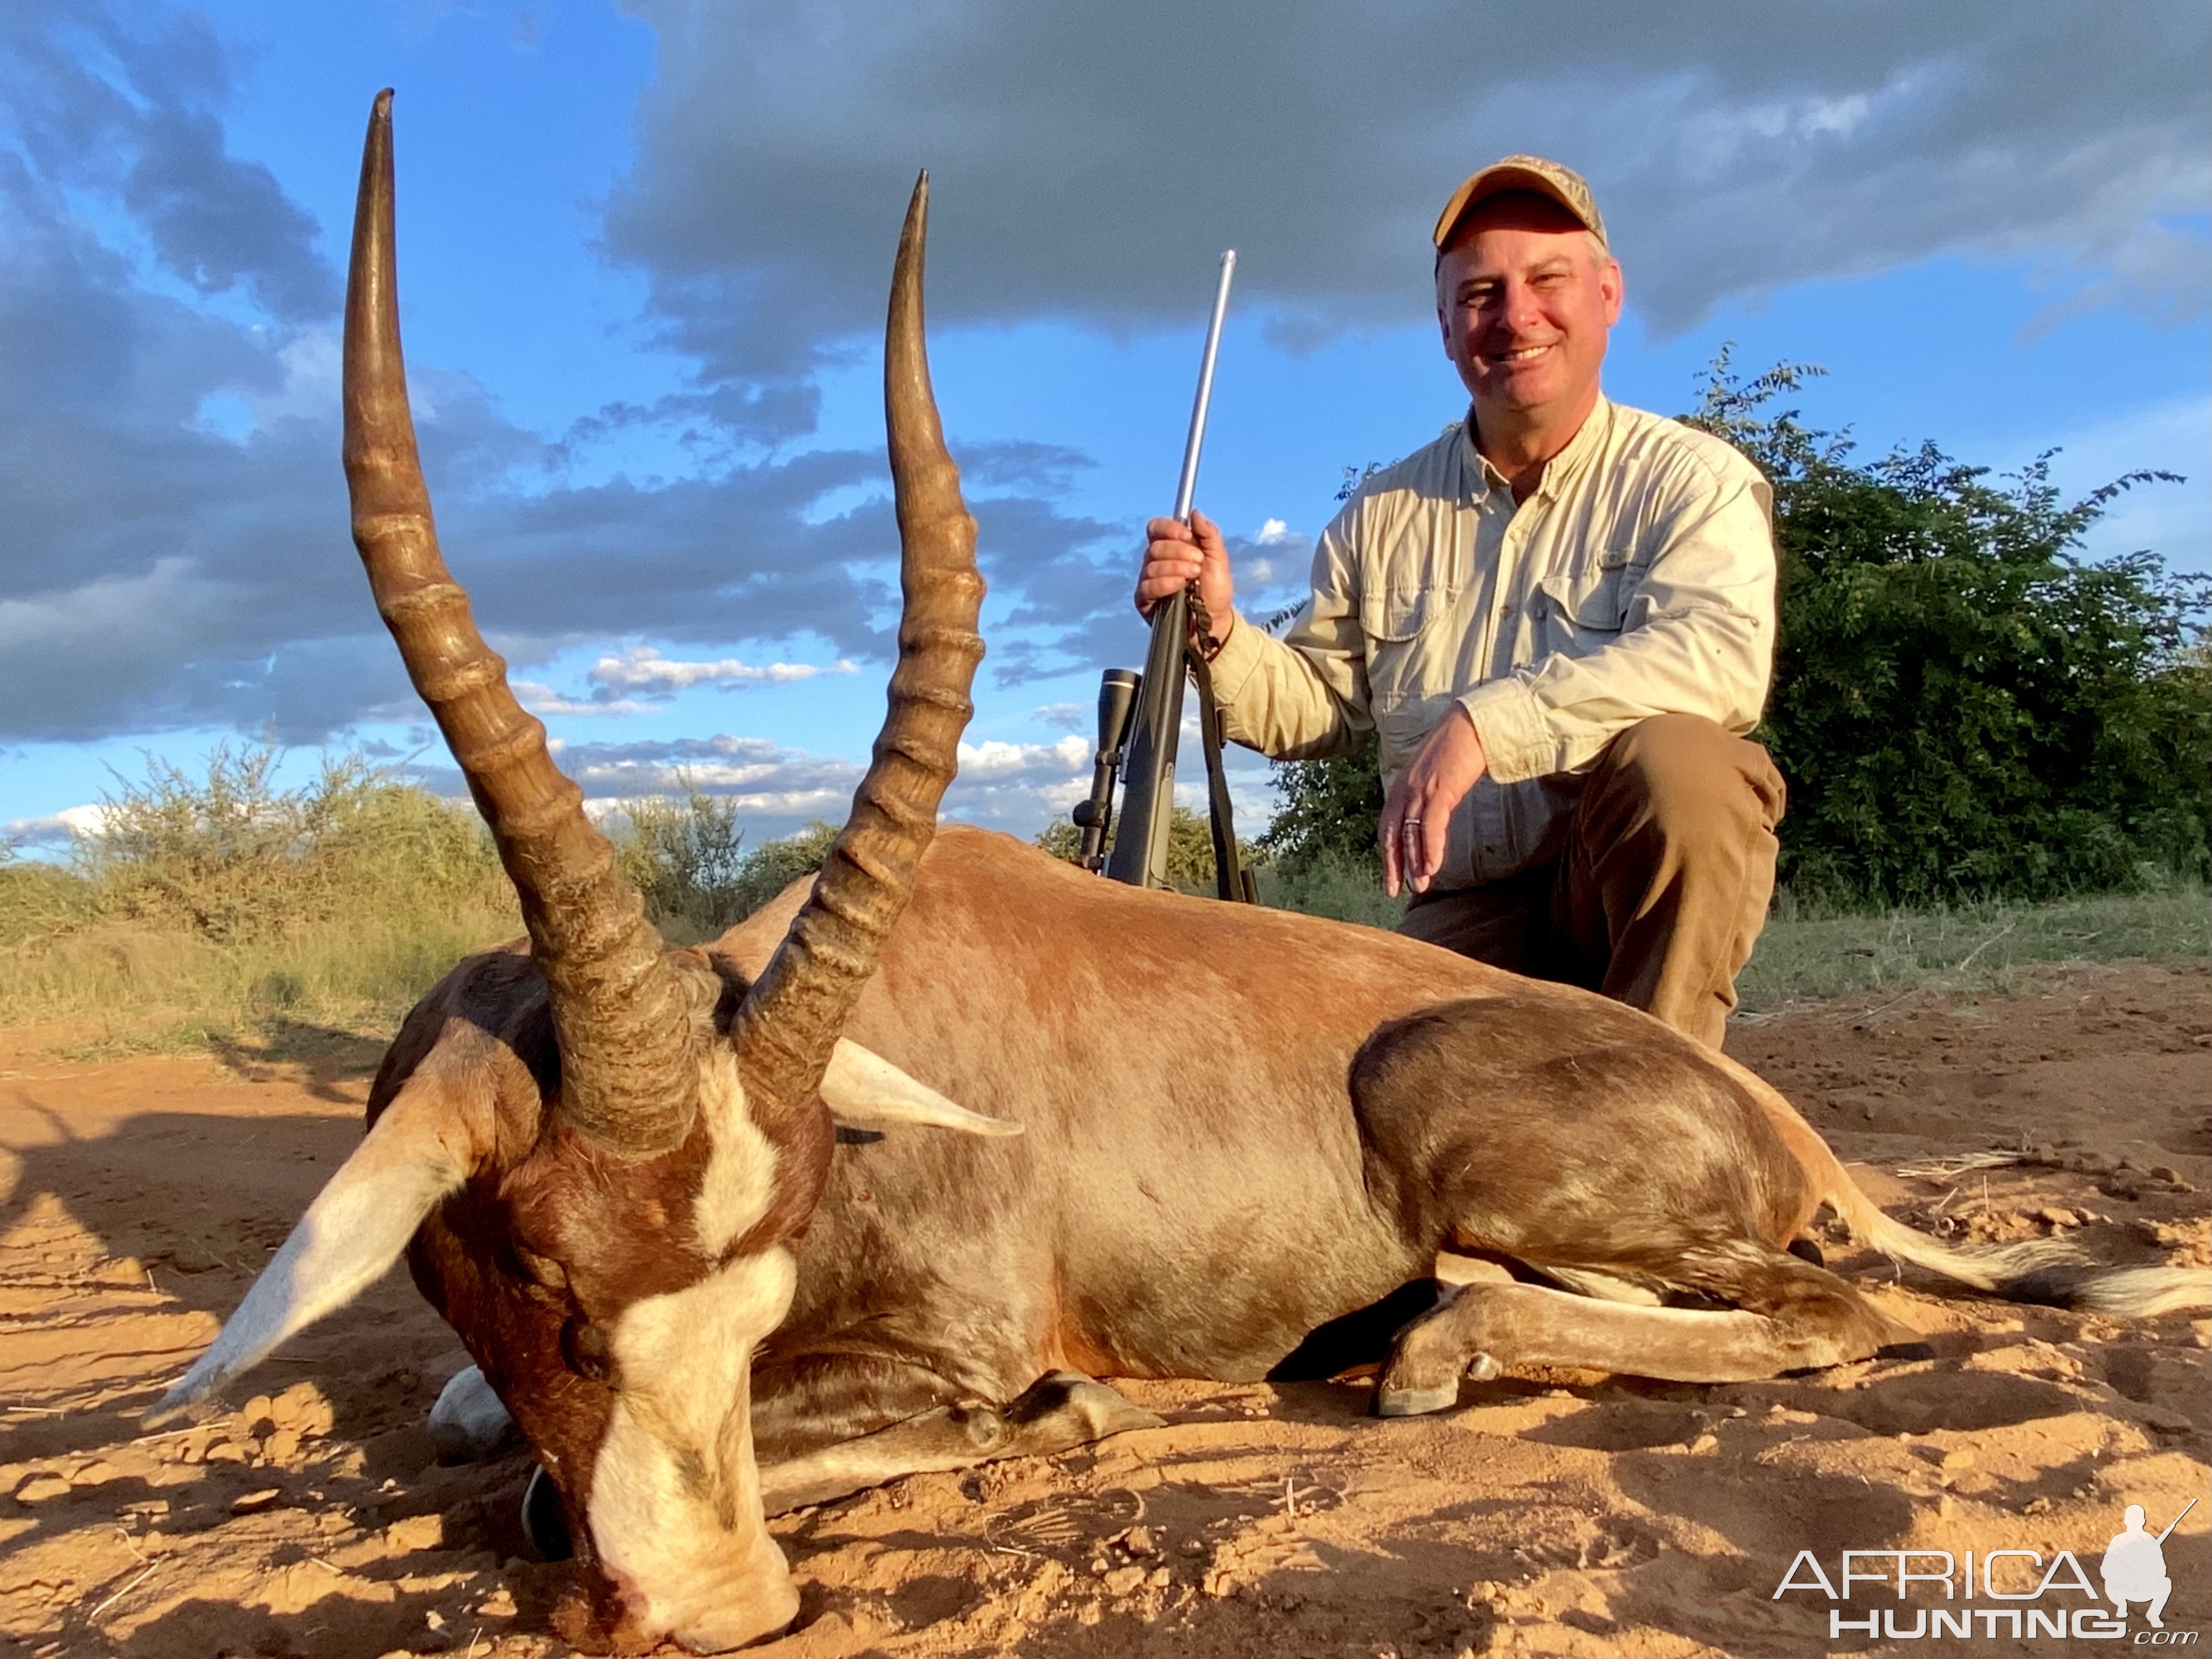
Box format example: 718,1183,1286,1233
4,0,2207,851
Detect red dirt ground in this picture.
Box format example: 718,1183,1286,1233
2,959,2205,1657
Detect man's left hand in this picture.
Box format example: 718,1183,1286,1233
1380,706,1488,898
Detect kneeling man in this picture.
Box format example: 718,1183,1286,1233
1137,157,1783,1048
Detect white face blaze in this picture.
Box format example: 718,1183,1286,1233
587,1050,800,1650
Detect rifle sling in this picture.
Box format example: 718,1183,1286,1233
1185,634,1254,904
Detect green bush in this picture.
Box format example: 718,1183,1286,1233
78,742,510,943
0,743,520,1043
1688,352,2208,906
609,792,837,943
1254,728,1385,883
1035,803,1257,894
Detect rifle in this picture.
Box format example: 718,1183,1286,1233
1074,250,1257,902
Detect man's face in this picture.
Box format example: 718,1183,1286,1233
1435,193,1622,422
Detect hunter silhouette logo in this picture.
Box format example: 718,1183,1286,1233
1771,1497,2201,1643
2103,1499,2192,1630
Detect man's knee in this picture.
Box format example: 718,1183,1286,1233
1591,714,1784,845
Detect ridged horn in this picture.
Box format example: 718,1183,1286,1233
731,174,984,1115
343,90,697,1158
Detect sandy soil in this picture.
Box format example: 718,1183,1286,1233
2,960,2206,1658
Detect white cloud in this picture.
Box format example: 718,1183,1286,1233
513,681,655,717
2,804,109,847
955,735,1091,781
587,645,860,698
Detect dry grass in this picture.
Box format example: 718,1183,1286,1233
0,752,845,1055
0,747,519,1054
5,750,2202,1060
1251,852,2207,1009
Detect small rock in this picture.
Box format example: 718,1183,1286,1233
271,1382,336,1437
475,1586,518,1619
1122,1525,1156,1556
1940,1447,1977,1471
2024,1496,2051,1514
68,1458,118,1486
13,1473,72,1505
203,1439,248,1464
2037,1207,2079,1228
1688,1433,1720,1454
241,1394,276,1434
231,1488,283,1514
1103,1565,1146,1596
263,1428,302,1465
1147,1566,1171,1588
386,1513,446,1551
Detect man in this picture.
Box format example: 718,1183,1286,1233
1134,156,1783,1048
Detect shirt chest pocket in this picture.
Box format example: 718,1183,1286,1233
1535,548,1634,634
1359,575,1461,713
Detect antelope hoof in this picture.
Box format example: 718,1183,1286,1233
1375,1348,1501,1417
1375,1381,1459,1418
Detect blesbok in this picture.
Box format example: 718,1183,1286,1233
154,95,2205,1655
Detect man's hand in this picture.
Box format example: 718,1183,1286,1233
1135,508,1235,646
1380,706,1488,898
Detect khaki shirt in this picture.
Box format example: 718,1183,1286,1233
1208,395,1776,887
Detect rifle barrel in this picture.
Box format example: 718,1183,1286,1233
1105,250,1237,888
1172,251,1237,521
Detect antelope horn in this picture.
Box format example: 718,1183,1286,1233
732,174,984,1115
343,90,697,1158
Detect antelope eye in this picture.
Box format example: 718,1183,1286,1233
513,1245,568,1292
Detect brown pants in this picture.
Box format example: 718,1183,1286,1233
1398,714,1785,1049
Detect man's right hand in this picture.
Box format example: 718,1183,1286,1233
1134,508,1236,642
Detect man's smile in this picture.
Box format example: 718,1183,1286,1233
1481,341,1557,367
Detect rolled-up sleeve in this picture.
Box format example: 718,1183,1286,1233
1207,505,1374,761
1458,458,1775,784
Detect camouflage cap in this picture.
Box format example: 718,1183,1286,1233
1432,155,1607,251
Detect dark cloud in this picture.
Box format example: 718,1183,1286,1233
608,0,2209,432
1,0,338,320
0,2,1115,746
8,0,2205,756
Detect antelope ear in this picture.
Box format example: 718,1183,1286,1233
821,1040,1022,1137
145,1078,474,1425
